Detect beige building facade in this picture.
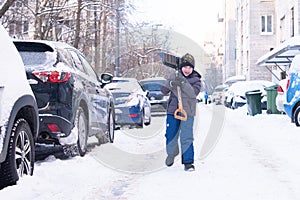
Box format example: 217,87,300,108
235,0,276,81
223,0,300,82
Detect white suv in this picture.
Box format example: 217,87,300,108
0,25,39,189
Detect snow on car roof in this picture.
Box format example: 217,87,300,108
289,54,300,73
139,77,166,82
228,80,275,95
223,75,246,85
112,77,138,82
105,82,143,93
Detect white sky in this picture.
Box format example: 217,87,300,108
131,0,223,46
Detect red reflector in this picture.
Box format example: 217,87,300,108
286,79,290,90
129,113,138,118
277,85,284,93
47,124,62,133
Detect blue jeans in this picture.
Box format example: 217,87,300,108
165,114,194,164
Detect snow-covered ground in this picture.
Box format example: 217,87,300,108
1,103,300,200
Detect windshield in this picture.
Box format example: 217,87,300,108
142,83,162,91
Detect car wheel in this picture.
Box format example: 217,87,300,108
107,107,115,143
144,111,151,126
0,118,34,189
294,106,300,126
144,116,151,126
138,110,144,128
76,107,88,156
97,107,115,144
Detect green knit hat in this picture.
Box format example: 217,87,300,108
180,53,195,68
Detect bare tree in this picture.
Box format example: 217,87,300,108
1,0,171,78
0,0,16,18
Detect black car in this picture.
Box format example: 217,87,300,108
13,40,115,156
139,77,168,112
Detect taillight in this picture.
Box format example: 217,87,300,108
277,85,284,93
129,113,138,118
286,79,290,90
33,71,71,83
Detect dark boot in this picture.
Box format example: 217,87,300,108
165,156,175,166
184,163,195,171
165,146,180,167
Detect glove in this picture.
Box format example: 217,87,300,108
170,76,185,88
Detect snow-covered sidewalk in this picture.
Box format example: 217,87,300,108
1,104,300,200
120,105,300,200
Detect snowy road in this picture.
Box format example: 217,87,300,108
1,104,300,199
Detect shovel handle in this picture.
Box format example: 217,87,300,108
174,102,187,121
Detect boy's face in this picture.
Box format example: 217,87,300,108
181,66,193,76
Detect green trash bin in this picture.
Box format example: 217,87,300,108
264,85,281,114
245,90,262,116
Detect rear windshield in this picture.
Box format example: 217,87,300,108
112,92,131,98
14,41,73,70
112,92,131,105
14,42,56,67
19,51,55,66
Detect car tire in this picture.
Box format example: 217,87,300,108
76,107,88,156
144,114,151,126
107,107,115,143
137,110,144,128
0,118,34,189
97,107,115,144
294,105,300,127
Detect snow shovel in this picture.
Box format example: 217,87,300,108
174,71,187,121
158,52,187,121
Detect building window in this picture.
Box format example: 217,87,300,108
280,16,285,42
291,7,294,37
261,15,273,34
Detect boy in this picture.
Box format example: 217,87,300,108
161,53,202,171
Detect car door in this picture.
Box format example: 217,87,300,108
68,50,98,135
77,53,110,134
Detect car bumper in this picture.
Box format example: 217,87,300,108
38,114,73,143
233,102,246,108
114,105,143,126
275,93,285,112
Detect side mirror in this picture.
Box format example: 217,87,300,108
100,73,113,86
144,90,150,97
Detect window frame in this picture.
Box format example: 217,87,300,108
261,15,273,35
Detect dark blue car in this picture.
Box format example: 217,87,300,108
105,81,151,129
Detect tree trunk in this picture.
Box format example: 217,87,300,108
0,0,16,18
74,0,82,48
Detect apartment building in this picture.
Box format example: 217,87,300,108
235,0,276,81
223,0,237,81
223,0,300,82
270,0,300,80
